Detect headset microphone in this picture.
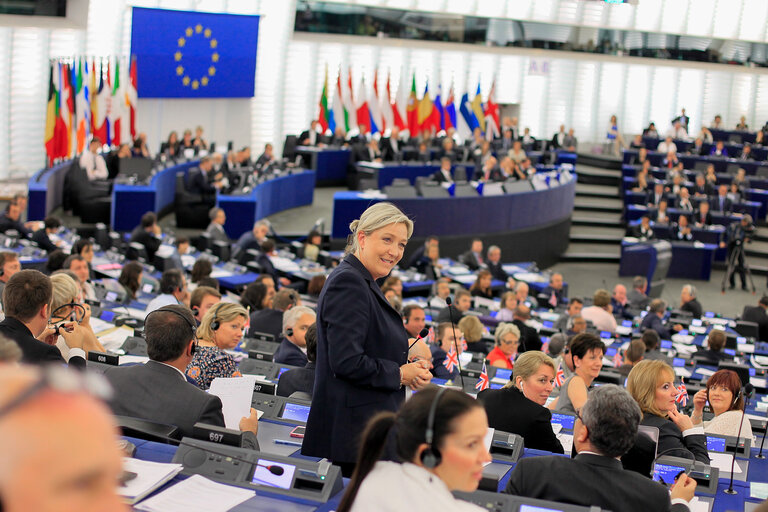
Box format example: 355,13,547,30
725,383,754,494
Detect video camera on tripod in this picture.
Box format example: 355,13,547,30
727,216,755,247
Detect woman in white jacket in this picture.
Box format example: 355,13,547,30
337,386,491,512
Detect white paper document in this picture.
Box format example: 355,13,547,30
707,452,743,474
98,326,135,351
674,367,692,378
556,433,573,454
687,497,710,512
208,376,257,429
119,458,183,504
135,474,255,512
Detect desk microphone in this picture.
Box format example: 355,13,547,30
258,463,284,476
758,415,768,460
407,328,430,352
444,297,465,388
725,383,754,495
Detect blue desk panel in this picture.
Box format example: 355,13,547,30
621,241,716,280
111,161,197,232
331,179,576,239
297,147,351,183
217,171,316,240
28,159,73,221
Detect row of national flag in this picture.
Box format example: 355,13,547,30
44,57,138,166
316,67,499,139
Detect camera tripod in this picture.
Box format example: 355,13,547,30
720,242,756,294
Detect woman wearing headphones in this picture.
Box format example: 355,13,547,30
48,273,104,356
477,351,563,453
185,302,247,390
691,369,753,438
337,385,491,512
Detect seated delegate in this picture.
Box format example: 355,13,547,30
336,385,491,512
486,322,520,370
478,351,563,453
627,360,709,464
551,333,605,414
185,302,248,390
691,369,753,439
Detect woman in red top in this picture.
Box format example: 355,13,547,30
486,323,520,369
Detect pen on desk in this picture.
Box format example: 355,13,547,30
274,439,303,447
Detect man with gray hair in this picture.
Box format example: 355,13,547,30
205,207,229,244
628,275,650,310
505,385,696,511
233,219,271,258
273,305,316,368
679,284,702,319
248,288,300,341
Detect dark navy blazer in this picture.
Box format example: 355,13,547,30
302,254,408,463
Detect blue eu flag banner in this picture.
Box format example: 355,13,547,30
131,7,259,98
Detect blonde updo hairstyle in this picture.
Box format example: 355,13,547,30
345,202,414,255
196,302,249,343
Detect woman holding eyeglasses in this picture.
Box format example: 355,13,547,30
691,369,753,439
185,302,246,390
48,273,104,357
486,323,519,369
478,351,563,454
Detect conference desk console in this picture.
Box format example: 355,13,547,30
453,489,605,512
251,392,312,426
172,437,343,503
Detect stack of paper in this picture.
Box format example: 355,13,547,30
135,474,255,512
118,458,183,505
208,376,258,429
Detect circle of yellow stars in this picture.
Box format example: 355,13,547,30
174,23,219,90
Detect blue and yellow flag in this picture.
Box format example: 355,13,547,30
130,7,259,98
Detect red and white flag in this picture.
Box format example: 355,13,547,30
675,382,688,406
444,345,459,374
475,361,490,391
425,326,435,344
613,350,623,368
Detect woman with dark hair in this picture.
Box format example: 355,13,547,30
304,230,322,262
691,369,753,438
240,282,272,312
337,386,490,512
118,261,143,300
551,333,605,414
71,238,94,264
627,360,709,464
160,131,180,157
190,258,213,286
469,269,493,299
45,249,68,274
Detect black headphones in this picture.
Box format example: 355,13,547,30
210,303,224,331
420,387,448,469
285,327,294,337
145,306,198,355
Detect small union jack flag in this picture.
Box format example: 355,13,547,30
554,364,566,387
613,350,623,368
675,382,688,406
444,345,459,374
243,306,251,332
460,335,467,352
475,361,490,391
425,326,435,344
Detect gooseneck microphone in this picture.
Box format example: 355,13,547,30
408,328,431,352
444,297,466,388
725,383,754,494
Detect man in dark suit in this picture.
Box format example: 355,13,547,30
380,127,404,161
129,211,162,263
505,385,696,512
541,273,567,306
0,200,31,238
431,157,454,184
273,306,315,367
630,216,655,241
277,324,317,398
355,139,382,163
31,216,61,253
436,289,472,323
742,296,768,342
512,305,542,353
103,305,260,439
298,120,324,146
695,329,732,365
710,184,733,214
248,288,299,341
679,284,702,318
461,238,484,270
257,239,290,288
0,269,86,368
640,299,682,342
255,143,276,168
692,174,713,198
646,182,666,207
0,251,20,306
473,156,504,182
694,201,713,227
485,245,509,283
187,156,223,198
